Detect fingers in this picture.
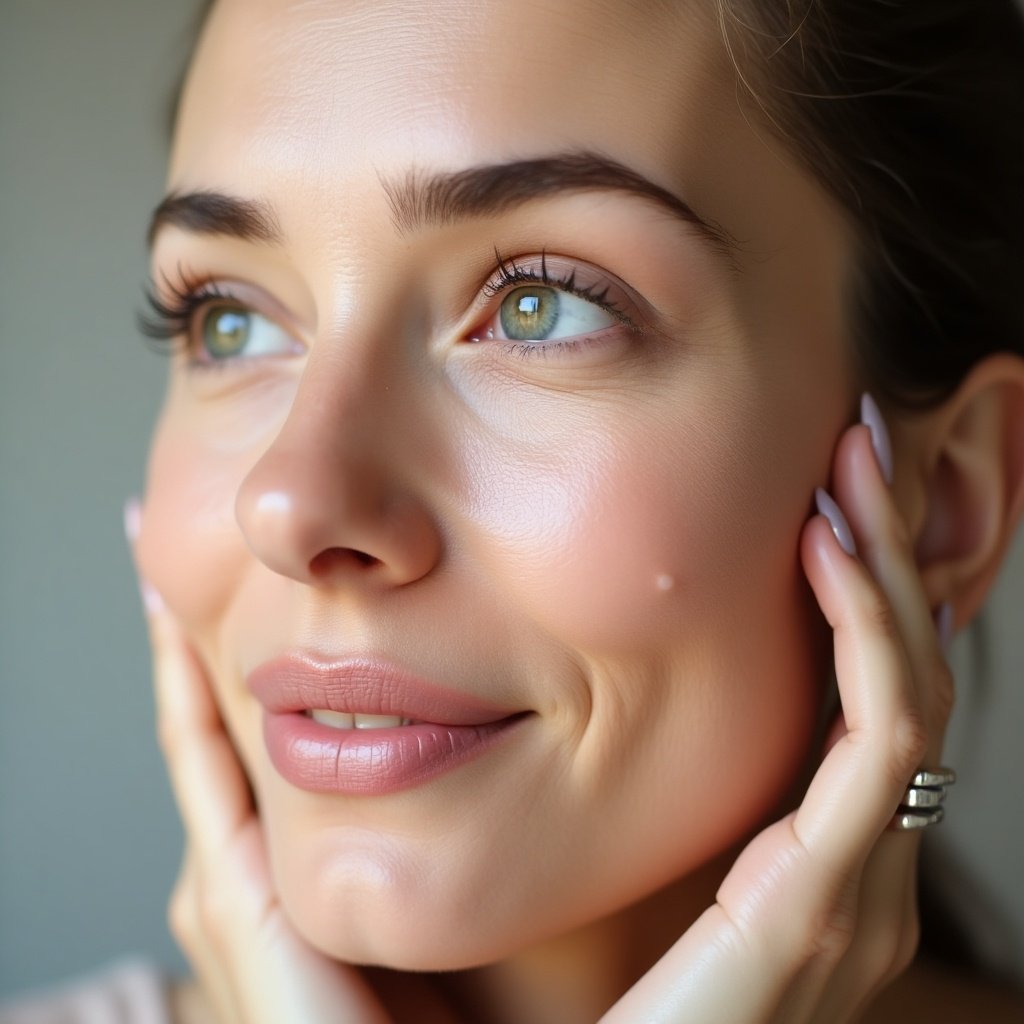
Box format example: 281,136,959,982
806,397,956,1019
797,392,955,857
797,511,926,863
125,499,265,900
149,606,257,870
811,839,921,1022
831,410,955,762
708,402,938,1006
791,395,949,1014
170,851,242,1024
142,582,272,1021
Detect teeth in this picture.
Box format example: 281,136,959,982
309,709,354,729
307,710,411,729
355,713,406,729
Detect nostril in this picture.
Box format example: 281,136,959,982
309,546,380,579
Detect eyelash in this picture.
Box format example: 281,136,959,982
138,269,232,356
483,249,617,310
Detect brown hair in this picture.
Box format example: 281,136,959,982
715,0,1024,409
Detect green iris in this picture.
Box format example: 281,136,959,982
499,285,560,341
202,304,251,359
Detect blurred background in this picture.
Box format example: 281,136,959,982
0,0,203,995
1,0,1023,1002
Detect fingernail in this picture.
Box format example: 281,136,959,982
123,496,142,546
140,579,166,616
860,393,894,486
123,497,165,614
815,487,858,556
935,601,954,652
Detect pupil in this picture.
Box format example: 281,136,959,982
500,285,559,340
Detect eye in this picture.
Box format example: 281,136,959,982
468,253,639,355
497,285,617,342
140,273,303,370
196,303,294,363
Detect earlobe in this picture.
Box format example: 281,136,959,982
901,354,1024,627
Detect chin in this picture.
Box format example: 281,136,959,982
269,827,530,972
282,879,530,973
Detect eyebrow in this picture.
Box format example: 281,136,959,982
382,151,737,259
147,151,736,260
147,190,282,248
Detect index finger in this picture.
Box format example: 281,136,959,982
146,595,256,861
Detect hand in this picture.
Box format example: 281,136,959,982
602,405,955,1024
130,555,394,1024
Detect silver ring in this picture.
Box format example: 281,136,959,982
901,786,946,809
892,765,955,831
910,767,956,788
894,807,945,830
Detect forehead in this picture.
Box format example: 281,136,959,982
173,0,735,197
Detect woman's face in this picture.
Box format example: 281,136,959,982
140,0,857,968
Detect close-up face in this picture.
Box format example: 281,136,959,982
138,0,860,970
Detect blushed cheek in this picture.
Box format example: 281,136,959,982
467,426,762,652
136,421,251,629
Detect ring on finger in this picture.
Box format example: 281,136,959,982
894,808,945,830
892,766,956,831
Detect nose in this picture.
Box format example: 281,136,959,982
234,375,442,590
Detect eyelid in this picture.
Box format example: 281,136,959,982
474,251,645,329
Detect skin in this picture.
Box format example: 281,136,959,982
133,0,1024,1020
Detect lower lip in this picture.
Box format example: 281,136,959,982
262,712,526,795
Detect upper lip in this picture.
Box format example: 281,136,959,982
246,654,519,726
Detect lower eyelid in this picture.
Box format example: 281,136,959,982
494,324,639,369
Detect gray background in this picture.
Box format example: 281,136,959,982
1,0,1022,1002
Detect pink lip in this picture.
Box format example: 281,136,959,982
247,655,527,795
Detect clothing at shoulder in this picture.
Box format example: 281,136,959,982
0,959,172,1024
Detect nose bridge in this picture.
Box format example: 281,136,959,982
288,343,389,472
246,366,379,521
234,338,441,588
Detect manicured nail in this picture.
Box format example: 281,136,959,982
123,496,165,614
140,579,166,616
815,487,857,556
935,601,954,652
860,393,894,486
123,496,142,545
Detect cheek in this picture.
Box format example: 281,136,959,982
462,399,804,654
136,419,251,629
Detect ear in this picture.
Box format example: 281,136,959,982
889,353,1024,629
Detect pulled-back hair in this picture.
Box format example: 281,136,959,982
716,0,1024,408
